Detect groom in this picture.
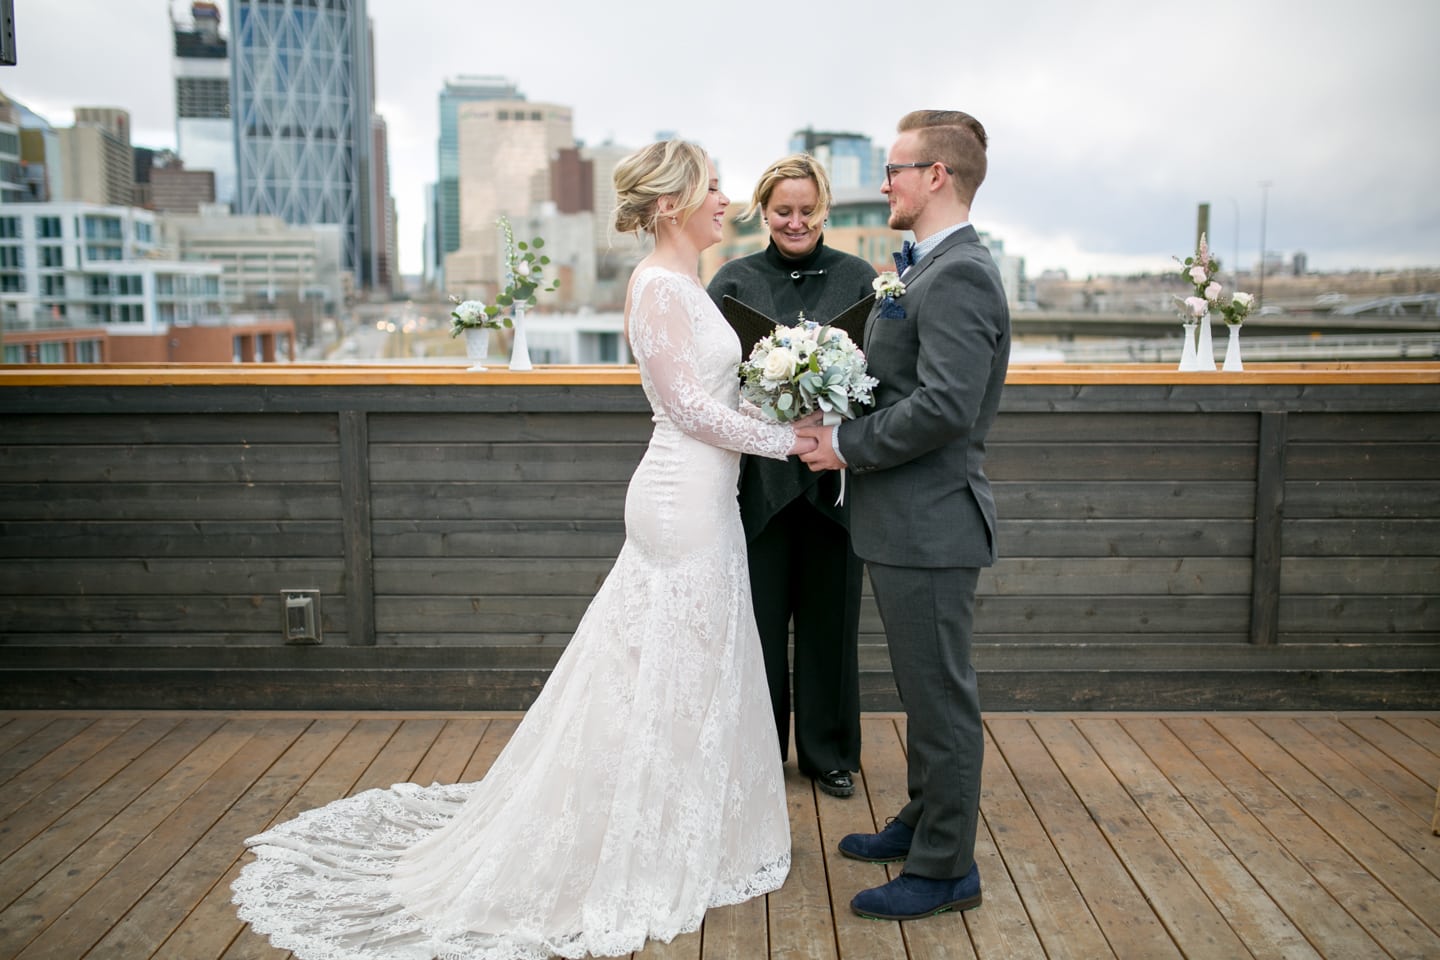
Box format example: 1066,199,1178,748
796,109,1010,921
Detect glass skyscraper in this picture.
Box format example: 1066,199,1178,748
230,0,375,287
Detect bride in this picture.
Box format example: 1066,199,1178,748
231,140,816,959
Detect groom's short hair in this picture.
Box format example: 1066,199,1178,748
898,110,988,205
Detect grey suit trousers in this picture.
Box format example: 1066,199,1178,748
866,560,983,879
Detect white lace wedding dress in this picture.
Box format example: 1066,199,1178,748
232,266,795,960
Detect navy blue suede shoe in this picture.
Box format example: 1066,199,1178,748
851,865,982,921
837,817,914,863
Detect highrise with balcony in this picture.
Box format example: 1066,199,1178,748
230,0,376,291
173,0,236,206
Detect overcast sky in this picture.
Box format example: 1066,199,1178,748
5,0,1438,280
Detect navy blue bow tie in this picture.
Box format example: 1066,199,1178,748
893,240,918,272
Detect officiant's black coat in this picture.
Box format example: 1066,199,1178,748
706,237,876,777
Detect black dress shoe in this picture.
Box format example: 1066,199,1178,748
815,770,854,798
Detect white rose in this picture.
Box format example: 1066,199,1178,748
515,260,532,277
1185,296,1209,318
1205,281,1222,301
762,347,796,380
455,300,487,323
1232,292,1255,308
1188,265,1208,286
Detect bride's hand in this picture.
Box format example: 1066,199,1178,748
788,430,819,457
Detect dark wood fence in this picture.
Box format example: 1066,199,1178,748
1,364,1436,710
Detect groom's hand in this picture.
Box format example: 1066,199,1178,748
795,425,844,472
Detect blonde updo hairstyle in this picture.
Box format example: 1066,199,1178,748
740,152,832,232
613,140,711,236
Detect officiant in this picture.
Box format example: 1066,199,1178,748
707,153,878,799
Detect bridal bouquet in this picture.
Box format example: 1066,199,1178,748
739,320,878,424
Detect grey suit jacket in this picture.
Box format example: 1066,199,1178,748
837,225,1011,568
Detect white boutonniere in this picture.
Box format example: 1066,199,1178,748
873,271,907,319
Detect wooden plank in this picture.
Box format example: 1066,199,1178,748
1075,717,1319,959
990,411,1260,443
692,897,758,959
372,519,625,559
369,482,627,521
1280,555,1440,592
0,716,165,860
86,719,354,959
408,716,491,787
0,558,346,595
0,483,343,521
1286,442,1440,480
985,442,1256,482
987,717,1181,958
370,441,645,483
814,749,907,960
1284,411,1440,442
11,717,310,960
369,411,654,444
0,715,136,822
0,412,338,445
0,718,266,956
993,480,1256,519
1246,717,1440,882
458,716,520,782
1034,717,1250,959
1250,410,1286,645
154,718,388,960
1283,480,1439,518
339,408,375,647
0,714,95,787
1167,716,1439,958
0,443,338,483
1297,716,1438,821
0,520,344,559
1281,521,1440,558
1278,595,1439,634
0,717,225,911
970,723,1107,960
766,764,839,960
981,556,1251,594
374,557,619,595
994,520,1255,558
1127,717,1384,958
351,718,447,793
0,592,348,635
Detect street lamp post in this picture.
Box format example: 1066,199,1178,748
1257,180,1273,307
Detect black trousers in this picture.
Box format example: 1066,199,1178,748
745,495,863,775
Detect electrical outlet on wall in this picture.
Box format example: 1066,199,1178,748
281,589,322,644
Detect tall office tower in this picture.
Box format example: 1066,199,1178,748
446,99,573,293
58,108,134,206
788,129,885,191
370,113,394,292
431,76,520,289
231,0,375,290
0,94,20,204
173,1,236,206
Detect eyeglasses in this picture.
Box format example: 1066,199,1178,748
885,161,955,186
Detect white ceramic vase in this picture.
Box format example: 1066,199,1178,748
508,303,533,371
462,327,490,371
1178,321,1200,371
1223,323,1244,371
1195,314,1217,370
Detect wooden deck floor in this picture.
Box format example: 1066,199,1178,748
1,711,1436,960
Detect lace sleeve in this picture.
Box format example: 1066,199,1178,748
630,272,795,461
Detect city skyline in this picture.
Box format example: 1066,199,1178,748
3,0,1437,281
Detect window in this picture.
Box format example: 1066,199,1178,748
3,344,24,364
117,275,143,296
156,275,174,295
88,275,111,296
38,217,62,239
0,274,23,292
74,340,102,363
0,218,18,239
41,275,65,296
38,342,65,363
135,222,153,243
0,247,21,268
40,246,63,267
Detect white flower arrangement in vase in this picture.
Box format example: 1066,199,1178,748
448,216,561,371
